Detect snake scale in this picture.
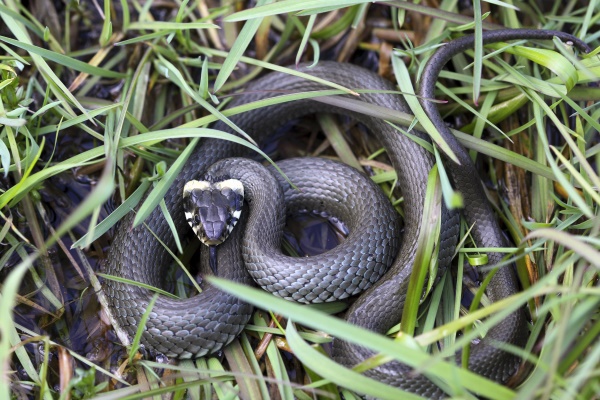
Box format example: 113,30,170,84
103,30,591,397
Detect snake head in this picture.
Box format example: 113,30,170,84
183,178,244,246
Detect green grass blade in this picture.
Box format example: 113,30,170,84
402,165,443,333
224,0,369,22
97,273,179,300
524,229,600,267
127,21,219,30
71,179,151,248
214,0,274,93
209,277,517,399
285,322,421,399
0,36,126,78
391,53,459,163
129,293,158,363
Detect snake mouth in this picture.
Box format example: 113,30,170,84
183,179,244,246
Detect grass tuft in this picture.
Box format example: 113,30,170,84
0,1,598,399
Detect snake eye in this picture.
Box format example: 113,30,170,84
194,214,201,225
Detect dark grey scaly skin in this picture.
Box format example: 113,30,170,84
103,60,423,359
103,30,591,396
205,157,402,303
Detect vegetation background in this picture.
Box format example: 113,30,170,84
0,0,598,399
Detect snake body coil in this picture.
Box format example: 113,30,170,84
104,30,591,397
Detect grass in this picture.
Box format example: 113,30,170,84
1,0,599,399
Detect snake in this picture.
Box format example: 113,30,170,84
103,29,591,397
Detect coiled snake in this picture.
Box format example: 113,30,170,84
103,30,591,397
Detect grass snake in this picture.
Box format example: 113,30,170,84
103,29,591,397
